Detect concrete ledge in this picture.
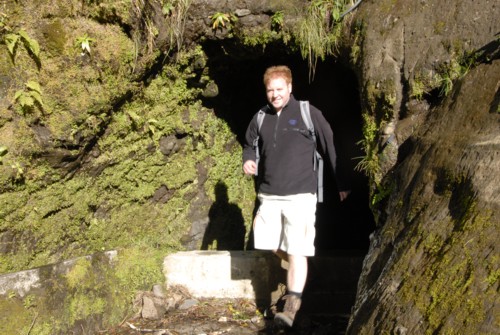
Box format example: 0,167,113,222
0,250,118,297
163,250,286,303
0,250,120,334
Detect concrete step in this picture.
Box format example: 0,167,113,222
163,250,365,316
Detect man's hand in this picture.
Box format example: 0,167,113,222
243,160,257,175
339,191,351,201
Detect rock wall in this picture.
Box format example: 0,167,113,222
0,251,126,334
346,0,499,333
0,0,260,275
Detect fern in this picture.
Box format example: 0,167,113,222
13,80,45,115
18,30,40,58
209,12,237,30
5,33,19,56
4,29,41,67
26,80,41,92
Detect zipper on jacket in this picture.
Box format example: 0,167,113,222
273,114,280,149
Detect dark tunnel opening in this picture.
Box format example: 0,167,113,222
201,40,375,253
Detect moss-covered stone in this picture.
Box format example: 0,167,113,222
0,248,164,334
0,39,256,274
41,19,67,56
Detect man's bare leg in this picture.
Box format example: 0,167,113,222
273,250,307,292
287,254,307,293
274,253,307,327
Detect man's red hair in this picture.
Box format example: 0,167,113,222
263,65,292,86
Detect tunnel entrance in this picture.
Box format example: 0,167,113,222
201,40,375,253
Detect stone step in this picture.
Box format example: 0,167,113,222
163,250,365,315
163,250,286,307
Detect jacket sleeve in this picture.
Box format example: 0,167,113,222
242,113,259,164
310,106,351,192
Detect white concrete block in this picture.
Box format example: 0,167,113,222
163,250,285,302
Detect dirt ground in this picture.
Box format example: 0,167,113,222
106,296,349,335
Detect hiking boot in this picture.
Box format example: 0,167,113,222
263,290,287,319
274,294,302,328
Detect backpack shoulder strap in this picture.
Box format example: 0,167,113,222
253,108,267,176
299,100,315,141
256,109,266,132
299,100,324,203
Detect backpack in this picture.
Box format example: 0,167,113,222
252,101,325,202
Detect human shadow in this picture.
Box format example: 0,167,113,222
201,181,246,250
200,181,285,317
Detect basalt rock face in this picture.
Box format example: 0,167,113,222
348,61,500,335
346,1,499,334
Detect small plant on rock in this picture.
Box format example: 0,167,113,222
411,75,426,101
209,12,236,30
76,33,95,55
271,11,284,31
355,113,380,183
162,1,175,16
436,53,475,97
4,29,41,67
13,80,45,115
0,11,10,32
10,161,25,183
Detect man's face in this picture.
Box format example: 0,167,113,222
266,77,292,112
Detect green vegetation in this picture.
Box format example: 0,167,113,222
271,11,285,31
75,33,95,55
370,180,394,207
4,29,40,67
0,11,8,31
349,21,364,65
13,80,44,115
0,43,255,274
130,0,154,55
162,1,175,16
410,50,478,100
391,174,496,334
0,248,165,334
295,0,350,76
410,73,427,100
209,12,237,30
433,21,446,34
436,54,473,97
401,219,491,333
355,113,380,183
164,0,192,55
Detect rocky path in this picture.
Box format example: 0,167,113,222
106,296,349,335
106,251,362,335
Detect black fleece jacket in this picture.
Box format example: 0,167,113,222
243,95,349,196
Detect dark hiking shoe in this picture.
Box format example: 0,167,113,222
274,294,302,328
263,293,287,319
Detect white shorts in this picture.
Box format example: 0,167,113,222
253,193,317,256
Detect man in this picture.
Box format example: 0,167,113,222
242,65,350,328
